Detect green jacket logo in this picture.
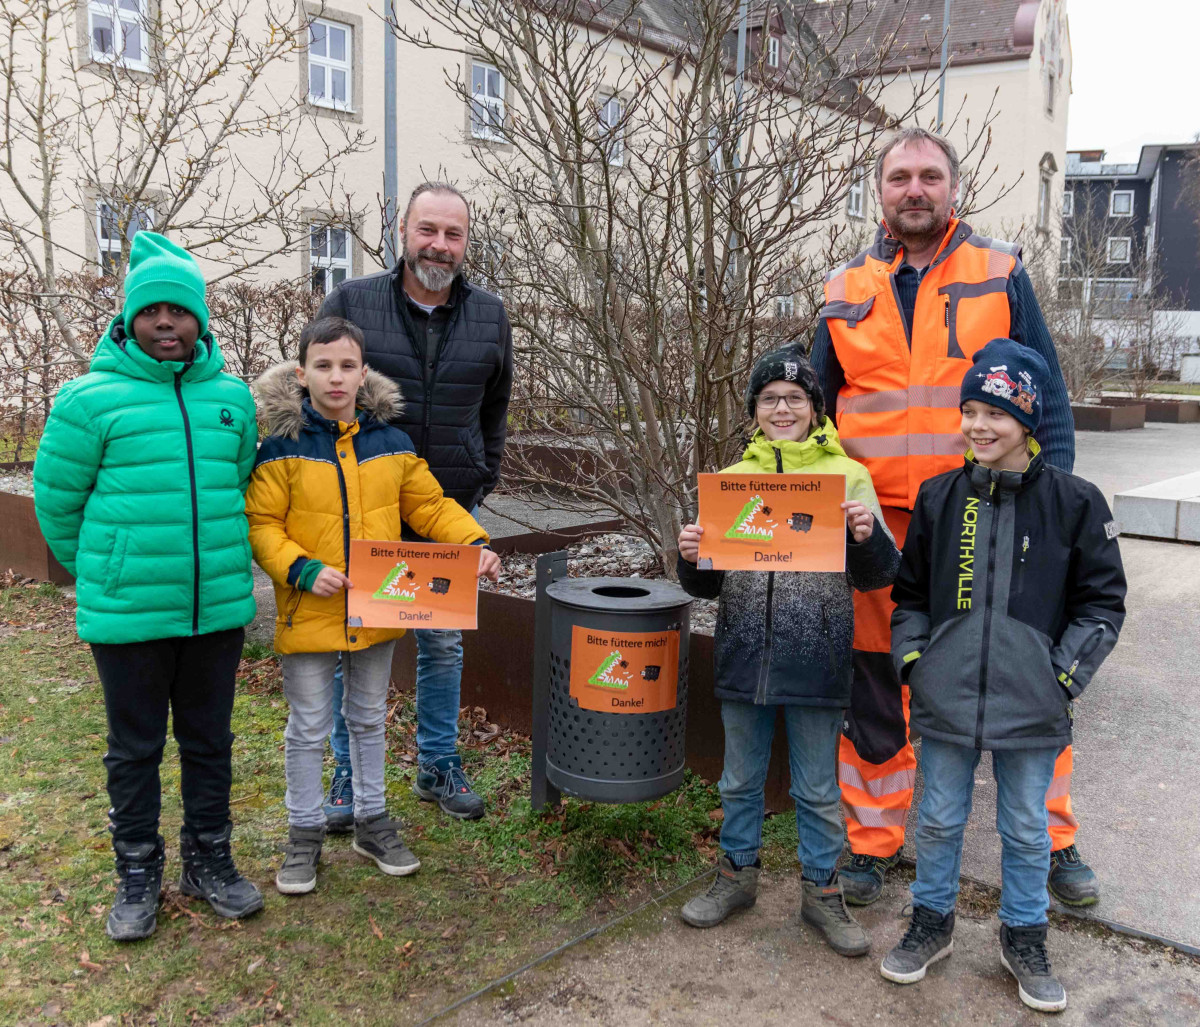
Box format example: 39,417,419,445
373,562,420,602
587,650,632,690
219,408,235,428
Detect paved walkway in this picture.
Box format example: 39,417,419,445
445,871,1200,1026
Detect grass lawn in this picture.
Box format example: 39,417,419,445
0,579,741,1026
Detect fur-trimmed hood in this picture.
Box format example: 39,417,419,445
253,362,404,439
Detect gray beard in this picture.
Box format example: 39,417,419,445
406,251,459,293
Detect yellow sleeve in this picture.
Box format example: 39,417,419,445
396,454,489,545
245,459,313,587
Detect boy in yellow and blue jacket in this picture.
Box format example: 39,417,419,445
246,316,499,895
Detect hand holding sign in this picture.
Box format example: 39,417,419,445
841,500,875,543
311,567,353,597
477,548,501,582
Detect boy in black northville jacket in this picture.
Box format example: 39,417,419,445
879,339,1126,1014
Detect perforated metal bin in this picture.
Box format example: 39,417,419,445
541,576,692,804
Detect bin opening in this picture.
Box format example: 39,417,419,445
591,585,652,598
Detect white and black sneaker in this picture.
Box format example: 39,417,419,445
352,813,421,876
880,905,955,984
1000,923,1067,1012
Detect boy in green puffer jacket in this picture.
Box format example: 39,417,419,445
675,345,900,956
33,232,263,941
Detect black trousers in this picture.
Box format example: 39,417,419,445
90,628,244,844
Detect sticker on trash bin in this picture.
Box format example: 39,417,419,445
696,472,846,571
569,626,679,713
347,540,481,630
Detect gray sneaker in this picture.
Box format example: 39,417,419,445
800,872,870,957
680,855,759,928
881,905,955,983
275,825,325,895
1000,923,1067,1013
352,814,421,876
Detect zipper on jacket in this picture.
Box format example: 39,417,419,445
420,303,465,462
331,424,353,642
174,373,201,635
754,446,786,703
973,487,1002,748
821,604,838,680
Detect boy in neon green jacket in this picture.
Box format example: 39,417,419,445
676,346,899,955
33,232,262,941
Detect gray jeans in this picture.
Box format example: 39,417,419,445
282,642,397,828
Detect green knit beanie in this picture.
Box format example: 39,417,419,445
122,231,210,337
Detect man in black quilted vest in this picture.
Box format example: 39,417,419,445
318,181,513,821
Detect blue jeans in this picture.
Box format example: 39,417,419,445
329,657,350,766
329,507,478,767
718,700,843,882
911,737,1059,927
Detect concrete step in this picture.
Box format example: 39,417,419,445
1113,470,1200,540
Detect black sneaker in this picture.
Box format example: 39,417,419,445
275,825,325,895
323,764,354,834
352,814,421,876
412,756,485,820
107,837,165,942
1048,844,1099,907
840,849,903,906
1000,923,1067,1012
179,824,264,919
880,905,955,984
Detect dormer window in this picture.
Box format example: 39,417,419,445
767,36,780,68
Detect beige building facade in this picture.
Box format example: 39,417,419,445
0,1,1070,304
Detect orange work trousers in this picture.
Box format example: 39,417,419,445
838,506,1079,857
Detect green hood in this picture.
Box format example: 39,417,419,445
726,416,849,473
90,315,225,384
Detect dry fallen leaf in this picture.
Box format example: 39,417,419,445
369,914,384,941
78,949,102,972
440,925,457,940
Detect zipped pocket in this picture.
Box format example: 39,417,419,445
284,589,303,629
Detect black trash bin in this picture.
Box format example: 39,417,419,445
541,576,692,804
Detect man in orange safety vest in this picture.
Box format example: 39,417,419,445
810,127,1096,909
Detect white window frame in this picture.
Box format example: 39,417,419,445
97,200,153,274
310,224,352,294
470,61,506,142
88,0,149,71
598,95,624,167
767,35,780,68
1059,237,1071,269
846,168,865,219
307,17,353,111
1109,189,1133,218
1106,236,1131,264
774,293,795,318
1062,190,1074,217
1091,277,1138,317
1037,174,1052,231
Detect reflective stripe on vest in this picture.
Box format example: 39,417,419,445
822,218,1017,508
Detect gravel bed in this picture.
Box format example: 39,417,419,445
0,472,34,497
483,531,718,635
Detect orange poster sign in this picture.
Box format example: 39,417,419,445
347,540,480,630
569,626,679,714
696,472,846,572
